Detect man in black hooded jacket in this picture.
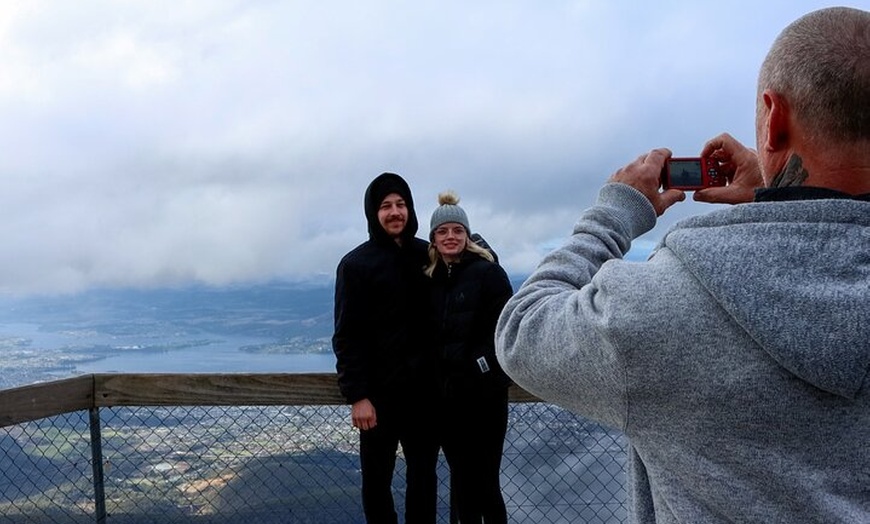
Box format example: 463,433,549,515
333,172,439,524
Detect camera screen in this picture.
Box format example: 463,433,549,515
668,160,703,186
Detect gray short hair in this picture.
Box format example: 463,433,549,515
758,7,870,143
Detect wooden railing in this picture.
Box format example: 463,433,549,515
1,373,541,427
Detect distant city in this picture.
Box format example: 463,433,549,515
0,276,530,390
0,280,336,389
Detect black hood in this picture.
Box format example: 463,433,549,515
364,172,419,244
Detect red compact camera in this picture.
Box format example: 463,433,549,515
661,157,726,191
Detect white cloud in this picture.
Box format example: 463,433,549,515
0,0,840,294
72,31,180,90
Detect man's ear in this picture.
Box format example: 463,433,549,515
761,90,791,152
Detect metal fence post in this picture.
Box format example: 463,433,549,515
89,407,107,524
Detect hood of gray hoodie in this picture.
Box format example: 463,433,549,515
658,198,870,399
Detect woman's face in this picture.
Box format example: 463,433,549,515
433,222,467,262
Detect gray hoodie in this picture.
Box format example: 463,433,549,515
496,183,870,523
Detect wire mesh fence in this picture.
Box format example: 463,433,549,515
1,402,627,523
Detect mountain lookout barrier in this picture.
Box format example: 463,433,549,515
0,373,627,523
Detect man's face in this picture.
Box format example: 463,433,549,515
377,193,408,239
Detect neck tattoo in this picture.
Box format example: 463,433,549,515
770,154,809,188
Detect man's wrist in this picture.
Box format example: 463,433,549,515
597,183,657,238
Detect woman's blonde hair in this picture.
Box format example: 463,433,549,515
424,228,494,277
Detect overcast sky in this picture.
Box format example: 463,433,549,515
0,0,857,295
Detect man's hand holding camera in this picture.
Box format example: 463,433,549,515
611,134,765,216
694,133,763,205
608,148,685,216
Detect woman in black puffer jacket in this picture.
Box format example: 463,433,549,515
426,190,513,524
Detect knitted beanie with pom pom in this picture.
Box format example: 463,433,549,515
429,190,470,239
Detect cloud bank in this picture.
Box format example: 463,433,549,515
0,1,837,294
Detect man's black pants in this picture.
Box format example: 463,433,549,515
359,399,439,524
